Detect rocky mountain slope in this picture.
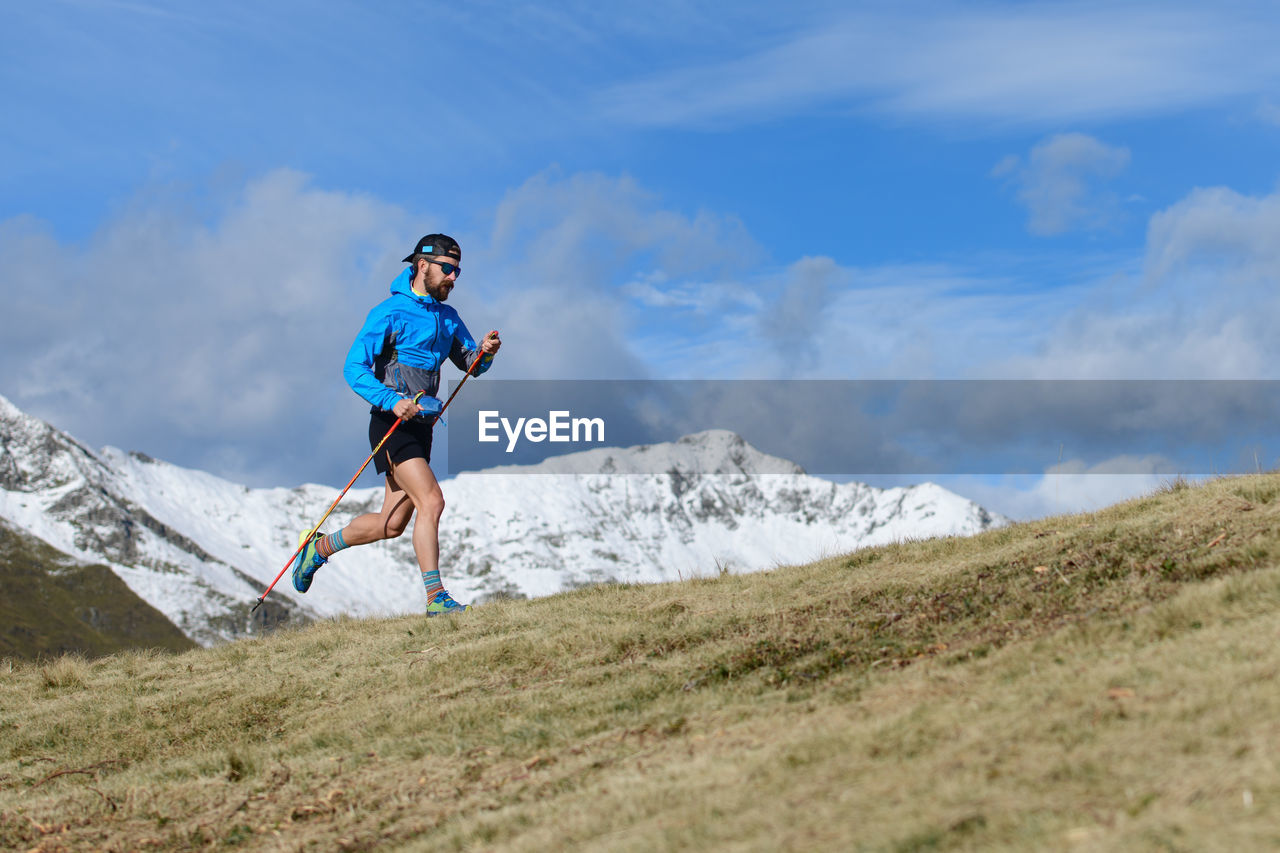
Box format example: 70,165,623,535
0,517,195,660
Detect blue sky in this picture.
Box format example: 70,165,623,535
4,1,1280,519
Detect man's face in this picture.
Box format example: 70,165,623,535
419,254,460,302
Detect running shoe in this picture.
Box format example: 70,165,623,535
291,529,327,593
425,589,471,616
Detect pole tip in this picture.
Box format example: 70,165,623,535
251,598,263,615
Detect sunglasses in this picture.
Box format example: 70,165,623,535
424,258,461,278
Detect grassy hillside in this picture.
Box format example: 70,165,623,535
0,520,196,660
3,473,1280,851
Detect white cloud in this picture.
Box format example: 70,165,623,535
801,261,1095,380
1017,457,1180,518
1144,185,1280,284
621,271,761,315
0,169,415,486
598,5,1280,129
937,455,1183,521
631,174,1280,390
994,182,1280,380
758,256,846,365
994,133,1130,235
475,169,760,380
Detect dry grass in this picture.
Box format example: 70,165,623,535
4,473,1280,851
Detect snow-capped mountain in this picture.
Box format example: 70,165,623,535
0,396,314,645
0,394,1008,646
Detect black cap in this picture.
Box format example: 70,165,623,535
402,233,461,263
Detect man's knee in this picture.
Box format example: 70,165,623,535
419,490,445,520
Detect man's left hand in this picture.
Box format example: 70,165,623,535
481,330,502,356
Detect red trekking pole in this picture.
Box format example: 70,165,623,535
251,344,492,614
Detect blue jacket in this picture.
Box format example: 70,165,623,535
344,266,493,412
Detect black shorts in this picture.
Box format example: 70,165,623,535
369,408,433,476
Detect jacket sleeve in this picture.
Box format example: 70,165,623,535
343,306,403,412
447,315,495,376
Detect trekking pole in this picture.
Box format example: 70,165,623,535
251,341,494,614
438,343,490,413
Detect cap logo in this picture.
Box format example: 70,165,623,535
422,245,434,254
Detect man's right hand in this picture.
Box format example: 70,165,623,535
392,398,422,421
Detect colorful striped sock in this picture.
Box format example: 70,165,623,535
315,530,349,560
421,568,443,603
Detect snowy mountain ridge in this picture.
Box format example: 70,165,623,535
0,394,1008,645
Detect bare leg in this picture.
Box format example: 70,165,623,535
380,457,446,583
342,468,416,545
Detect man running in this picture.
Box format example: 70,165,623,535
291,233,500,615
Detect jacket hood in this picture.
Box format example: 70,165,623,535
389,266,438,304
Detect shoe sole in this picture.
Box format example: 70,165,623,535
425,606,471,617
